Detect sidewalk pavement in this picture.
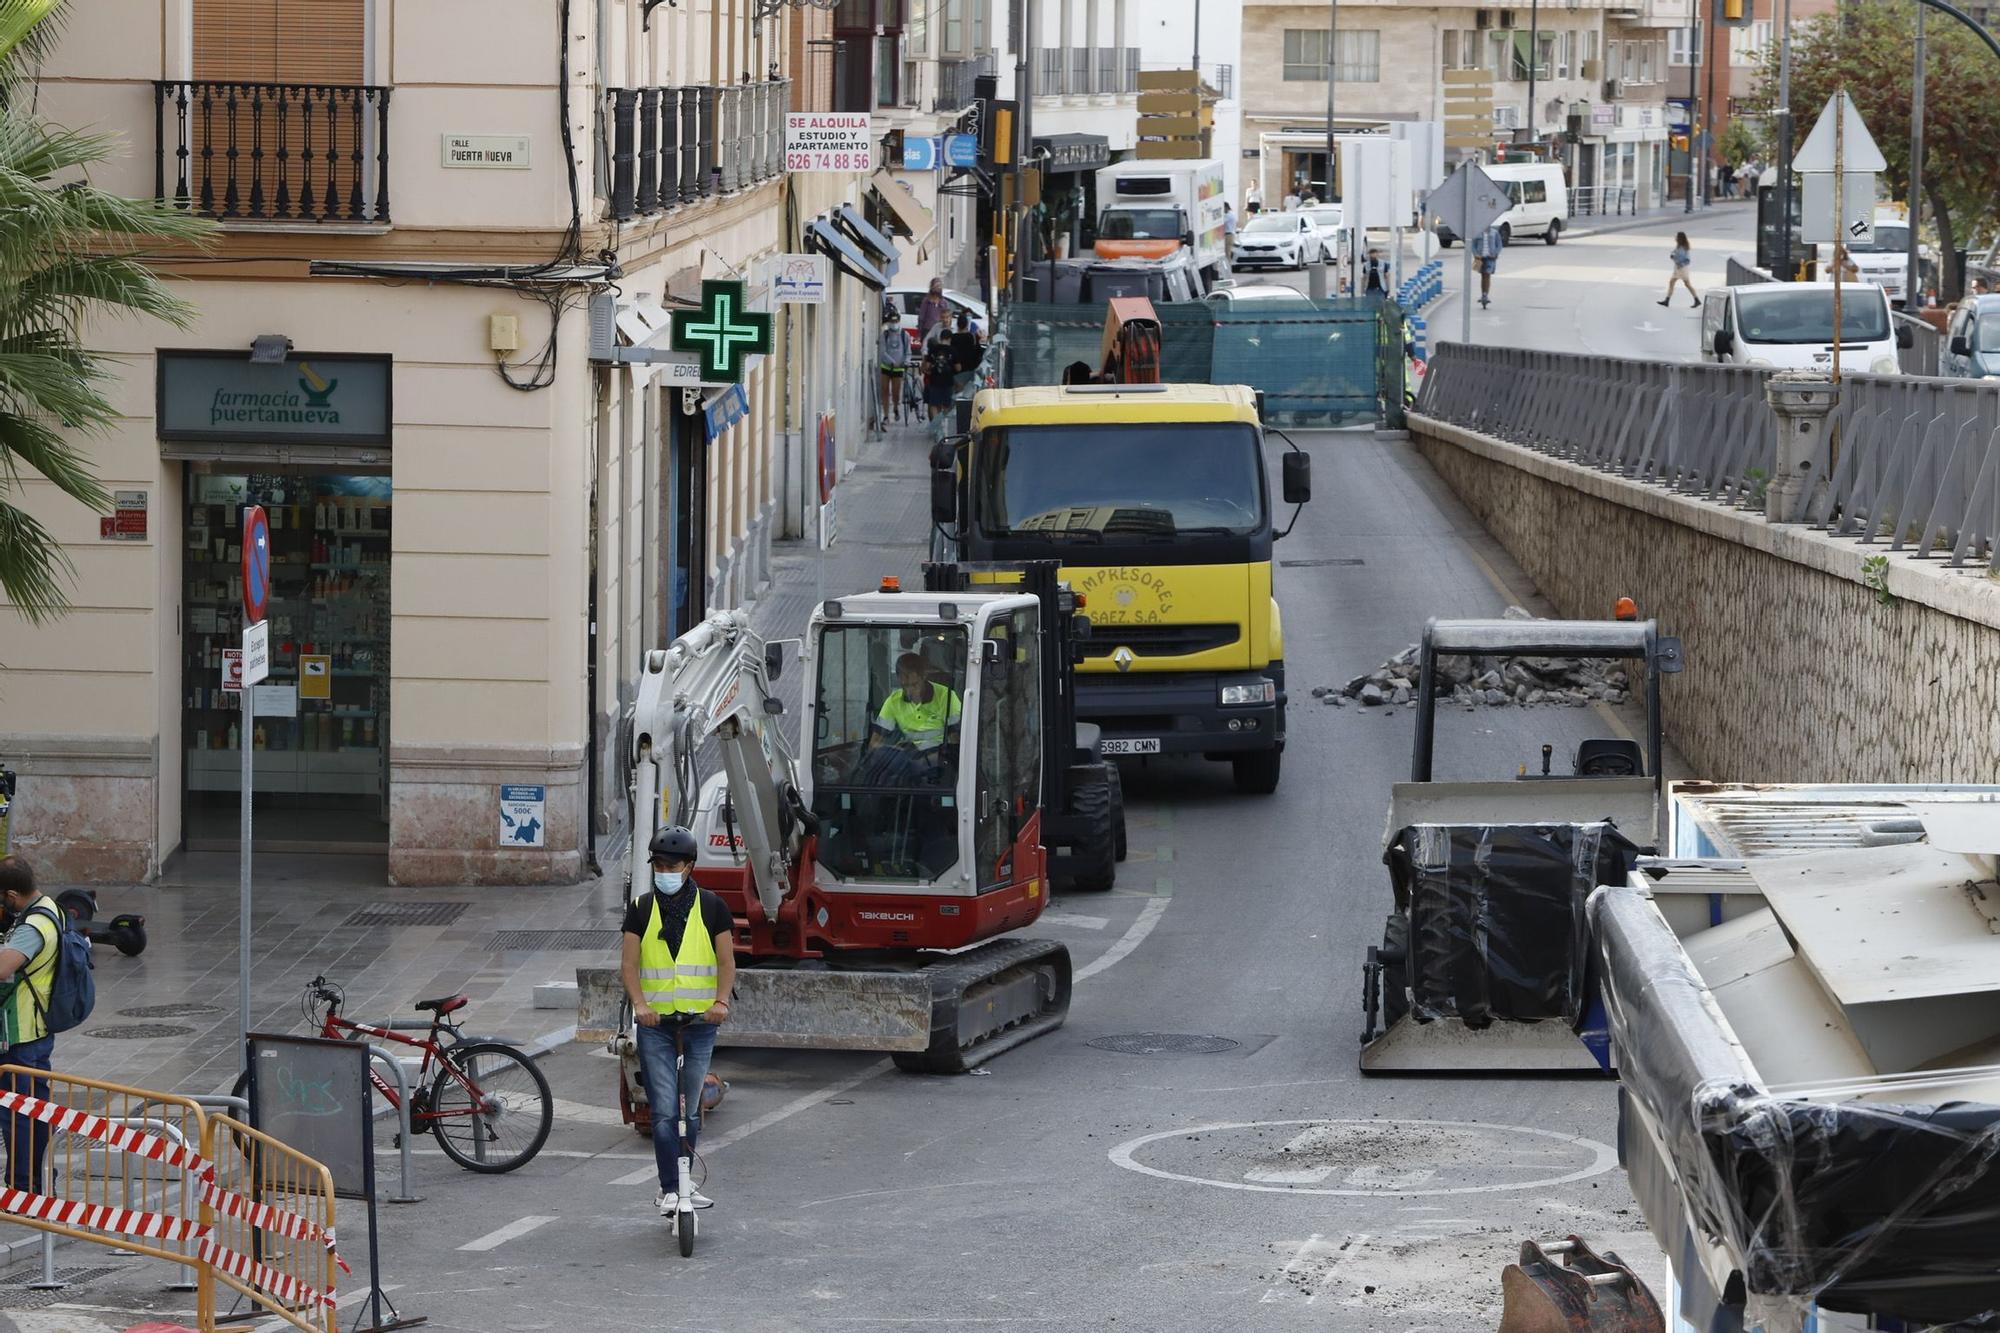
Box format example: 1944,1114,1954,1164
34,415,941,1105
1566,197,1752,241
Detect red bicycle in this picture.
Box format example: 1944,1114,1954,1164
236,975,554,1173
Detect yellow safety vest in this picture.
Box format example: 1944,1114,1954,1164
876,686,961,749
637,892,720,1016
3,904,59,1047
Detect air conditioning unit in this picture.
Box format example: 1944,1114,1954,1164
1580,59,1601,79
1500,9,1518,28
1605,79,1625,98
1476,8,1493,27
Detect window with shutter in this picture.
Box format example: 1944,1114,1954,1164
192,0,366,84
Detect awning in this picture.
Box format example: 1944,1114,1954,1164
806,218,889,289
868,169,934,239
835,203,901,276
1032,132,1110,174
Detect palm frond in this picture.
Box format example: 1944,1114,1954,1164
0,0,60,74
0,497,79,626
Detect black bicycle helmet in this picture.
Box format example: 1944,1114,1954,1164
648,825,699,863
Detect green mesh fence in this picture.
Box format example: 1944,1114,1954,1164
999,298,1394,425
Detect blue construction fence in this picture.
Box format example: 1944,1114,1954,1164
999,298,1399,426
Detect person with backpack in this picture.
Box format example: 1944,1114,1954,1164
0,856,77,1192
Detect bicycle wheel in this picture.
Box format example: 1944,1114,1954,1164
427,1040,553,1174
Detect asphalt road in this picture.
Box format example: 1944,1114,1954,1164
1247,202,1757,362
26,422,1690,1332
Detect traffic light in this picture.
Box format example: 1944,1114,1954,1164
1717,0,1752,27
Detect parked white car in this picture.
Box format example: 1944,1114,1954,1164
1300,205,1347,261
1203,283,1314,307
1700,281,1907,373
1233,213,1323,270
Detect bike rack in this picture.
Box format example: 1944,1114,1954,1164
365,1044,422,1204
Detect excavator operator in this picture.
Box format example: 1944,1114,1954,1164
869,652,961,756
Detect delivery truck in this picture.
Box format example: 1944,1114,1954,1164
1093,158,1229,282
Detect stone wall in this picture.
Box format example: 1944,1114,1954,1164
1411,415,2000,785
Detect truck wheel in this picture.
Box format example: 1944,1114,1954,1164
1065,778,1117,892
1544,219,1561,246
1106,764,1129,862
1231,749,1281,795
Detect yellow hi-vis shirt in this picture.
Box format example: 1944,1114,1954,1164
637,893,719,1016
0,903,59,1047
874,686,962,750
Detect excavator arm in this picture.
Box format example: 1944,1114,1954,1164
627,609,799,921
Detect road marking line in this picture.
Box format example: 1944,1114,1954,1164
1259,1232,1326,1303
549,1096,630,1127
610,1059,894,1185
1307,1232,1373,1306
458,1215,558,1252
1038,911,1109,930
1074,896,1168,982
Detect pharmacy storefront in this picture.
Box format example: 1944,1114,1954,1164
159,351,394,852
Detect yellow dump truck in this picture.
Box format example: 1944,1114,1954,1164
929,383,1310,793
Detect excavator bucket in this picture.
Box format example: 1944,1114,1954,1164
1498,1237,1663,1333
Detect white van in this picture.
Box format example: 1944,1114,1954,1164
1700,281,1908,373
1435,162,1569,247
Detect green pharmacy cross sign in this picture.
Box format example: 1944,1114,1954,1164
671,279,774,382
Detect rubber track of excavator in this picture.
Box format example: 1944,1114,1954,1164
892,937,1073,1074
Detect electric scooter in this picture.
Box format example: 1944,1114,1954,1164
671,1015,696,1258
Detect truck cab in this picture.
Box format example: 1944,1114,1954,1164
930,384,1309,794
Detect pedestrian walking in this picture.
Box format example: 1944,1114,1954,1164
877,303,910,429
1659,231,1699,308
1364,246,1388,295
922,325,956,421
621,827,735,1219
0,857,61,1194
1282,190,1301,213
1245,180,1263,213
1223,203,1238,260
915,278,950,344
1470,223,1504,309
948,310,983,397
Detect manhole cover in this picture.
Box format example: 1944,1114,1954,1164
83,1023,195,1040
1110,1118,1618,1196
118,1003,223,1019
0,1264,119,1307
344,901,470,927
1088,1033,1240,1055
488,929,623,952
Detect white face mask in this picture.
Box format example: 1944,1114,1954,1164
653,869,686,893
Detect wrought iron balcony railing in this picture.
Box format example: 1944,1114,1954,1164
154,80,390,224
604,79,790,223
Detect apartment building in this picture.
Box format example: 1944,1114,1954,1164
9,0,894,885
1242,0,1684,210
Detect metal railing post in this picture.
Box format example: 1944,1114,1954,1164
366,1045,421,1204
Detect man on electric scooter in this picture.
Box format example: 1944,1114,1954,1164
620,826,735,1220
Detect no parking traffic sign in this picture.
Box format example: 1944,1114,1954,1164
241,505,270,624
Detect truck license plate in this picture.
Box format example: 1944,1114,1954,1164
1100,739,1161,755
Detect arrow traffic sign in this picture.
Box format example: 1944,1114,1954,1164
670,279,774,383
1794,93,1887,174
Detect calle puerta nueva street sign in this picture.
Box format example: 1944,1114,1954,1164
670,279,774,384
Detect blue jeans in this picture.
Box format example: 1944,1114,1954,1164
635,1019,717,1193
1,1035,53,1193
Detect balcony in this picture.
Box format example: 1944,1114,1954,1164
154,81,391,224
1035,46,1141,96
603,79,789,223
935,55,993,114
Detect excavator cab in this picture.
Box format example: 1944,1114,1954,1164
800,589,1046,903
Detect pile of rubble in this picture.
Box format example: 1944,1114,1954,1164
1314,609,1634,710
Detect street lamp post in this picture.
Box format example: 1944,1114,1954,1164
1775,0,1793,274
1325,0,1338,204
1908,1,1926,305
1685,6,1698,211
1527,0,1540,146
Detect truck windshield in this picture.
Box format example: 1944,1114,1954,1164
976,423,1265,540
1735,288,1890,344
1850,224,1909,255
1098,209,1183,240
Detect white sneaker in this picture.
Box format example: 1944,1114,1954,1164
689,1188,715,1209
656,1189,677,1216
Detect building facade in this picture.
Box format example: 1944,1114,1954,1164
1241,0,1683,210
8,0,895,885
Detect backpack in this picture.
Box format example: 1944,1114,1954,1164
29,902,94,1034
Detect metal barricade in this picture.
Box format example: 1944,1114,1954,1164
200,1113,338,1333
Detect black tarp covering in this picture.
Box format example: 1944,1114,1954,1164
1591,885,2000,1328
1388,822,1639,1029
